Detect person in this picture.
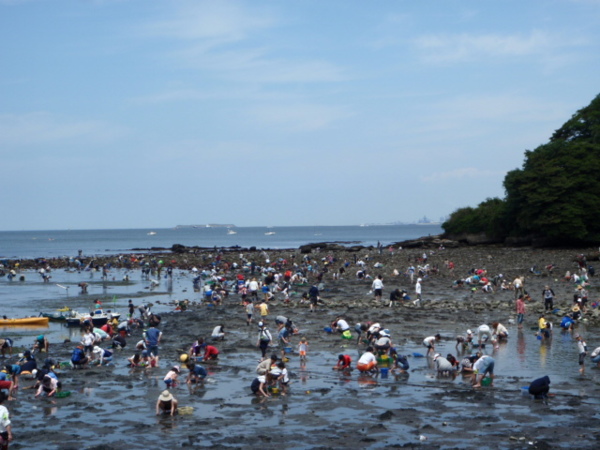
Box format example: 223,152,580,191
433,354,455,376
357,347,378,375
128,299,135,319
415,278,422,302
332,318,350,334
389,348,409,373
245,301,254,326
542,286,555,312
92,346,113,365
477,324,492,347
0,373,15,402
35,374,58,398
472,354,495,387
0,339,12,359
18,350,36,373
455,330,473,350
374,329,392,354
250,374,269,397
590,346,600,367
388,288,402,307
144,326,162,358
186,362,207,384
277,325,291,359
309,284,321,312
354,323,369,345
211,325,225,341
423,334,441,356
538,315,547,335
128,352,143,367
516,295,526,328
459,354,478,373
270,361,290,395
163,365,180,388
203,345,219,361
560,315,575,331
297,337,309,362
491,322,508,349
71,345,89,369
334,354,352,371
0,392,13,448
528,376,551,399
372,275,384,302
33,335,49,354
513,276,524,299
256,354,278,376
576,334,587,374
256,322,272,359
156,390,178,416
3,367,19,392
257,300,269,319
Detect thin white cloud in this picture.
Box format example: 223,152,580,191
421,167,504,183
248,103,353,132
137,1,346,84
413,30,579,64
0,112,127,147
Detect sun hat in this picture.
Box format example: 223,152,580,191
159,390,174,402
433,353,440,360
172,365,180,373
467,329,473,335
93,346,102,354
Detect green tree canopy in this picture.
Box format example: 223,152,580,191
443,93,600,244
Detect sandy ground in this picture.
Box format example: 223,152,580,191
4,244,600,449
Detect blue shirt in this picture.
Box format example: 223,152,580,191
145,327,161,346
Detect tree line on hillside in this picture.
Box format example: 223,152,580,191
443,93,600,246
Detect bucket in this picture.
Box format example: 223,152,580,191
269,387,280,394
481,377,492,386
380,368,389,378
284,347,292,354
341,330,353,339
55,391,71,398
323,327,333,334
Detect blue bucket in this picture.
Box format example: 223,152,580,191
284,347,292,354
380,367,389,378
324,326,333,333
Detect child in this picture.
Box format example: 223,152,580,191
334,354,352,371
298,337,309,362
164,365,180,388
271,361,290,395
576,335,587,374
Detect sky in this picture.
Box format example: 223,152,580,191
1,0,599,230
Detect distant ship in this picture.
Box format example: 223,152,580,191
227,229,237,235
147,231,157,235
265,232,276,236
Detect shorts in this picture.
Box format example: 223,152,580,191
517,313,524,324
422,340,432,348
164,379,174,387
247,314,253,319
374,289,382,297
310,297,318,305
0,380,12,390
357,361,377,372
148,345,159,356
299,350,306,357
481,360,495,375
579,353,586,365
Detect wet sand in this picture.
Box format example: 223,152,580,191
4,244,600,449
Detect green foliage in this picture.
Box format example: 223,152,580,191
444,93,600,244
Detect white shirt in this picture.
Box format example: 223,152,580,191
336,319,350,331
372,279,384,290
0,405,11,432
358,352,377,365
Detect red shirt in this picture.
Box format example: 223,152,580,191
204,345,219,359
337,355,352,368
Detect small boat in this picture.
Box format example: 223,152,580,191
67,310,121,328
227,229,237,235
147,231,157,235
0,317,49,326
265,232,276,236
40,310,73,321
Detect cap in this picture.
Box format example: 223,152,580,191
433,353,440,360
467,329,472,335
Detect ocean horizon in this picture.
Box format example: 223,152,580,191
0,224,444,259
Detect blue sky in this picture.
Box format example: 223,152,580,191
1,0,599,230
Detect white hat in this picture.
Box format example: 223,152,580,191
159,390,174,402
433,353,440,360
93,346,102,354
467,329,473,335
